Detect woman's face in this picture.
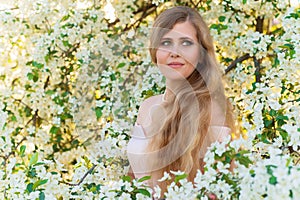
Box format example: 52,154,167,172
156,21,200,80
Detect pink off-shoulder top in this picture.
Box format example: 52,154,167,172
126,124,231,179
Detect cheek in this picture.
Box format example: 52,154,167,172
184,48,200,66
156,49,169,64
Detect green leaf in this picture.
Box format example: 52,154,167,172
29,152,38,166
210,24,219,30
32,61,44,69
253,37,261,44
264,119,273,127
39,192,45,200
136,189,151,197
237,156,252,167
89,185,97,192
242,0,247,4
95,107,102,119
33,162,45,167
222,174,237,186
279,129,288,140
0,75,5,81
62,40,71,47
269,109,276,116
269,176,277,185
224,155,231,164
117,62,126,68
33,75,38,82
174,173,187,183
44,54,50,63
71,139,79,146
289,49,296,58
26,183,33,193
50,126,59,134
249,169,255,177
11,115,17,121
62,91,69,97
45,90,55,95
266,165,277,175
33,179,48,190
24,106,31,117
28,167,37,178
218,16,226,22
61,14,70,22
122,175,131,182
110,73,116,81
60,113,72,120
290,190,294,198
236,150,250,156
276,115,288,120
279,43,294,49
273,57,280,67
210,24,228,33
138,175,151,182
20,145,26,157
27,72,34,80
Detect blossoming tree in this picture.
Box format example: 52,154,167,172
0,0,299,199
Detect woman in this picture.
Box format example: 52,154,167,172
127,6,235,194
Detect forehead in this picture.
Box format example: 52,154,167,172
162,21,198,40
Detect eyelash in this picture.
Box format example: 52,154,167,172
160,40,171,46
182,40,193,46
160,40,194,46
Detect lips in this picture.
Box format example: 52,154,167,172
167,62,184,68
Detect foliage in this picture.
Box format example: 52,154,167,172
0,0,299,199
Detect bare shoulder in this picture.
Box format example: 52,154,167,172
210,99,227,127
136,94,163,126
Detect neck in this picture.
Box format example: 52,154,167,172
164,79,187,101
165,78,185,90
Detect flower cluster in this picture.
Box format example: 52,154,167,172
0,0,299,199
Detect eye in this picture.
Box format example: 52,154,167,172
182,40,193,46
160,40,172,46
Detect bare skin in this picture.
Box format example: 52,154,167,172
128,21,231,180
136,92,228,137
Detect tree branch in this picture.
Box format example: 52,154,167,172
287,98,300,103
224,54,250,74
253,56,261,82
62,42,80,58
44,17,52,33
256,16,264,33
44,76,50,90
60,164,97,186
0,137,26,166
108,3,157,30
122,65,146,88
189,0,197,8
123,4,157,32
194,1,203,8
287,146,300,165
0,7,19,12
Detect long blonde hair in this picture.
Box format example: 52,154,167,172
147,6,235,192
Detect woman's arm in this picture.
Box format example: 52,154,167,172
127,166,135,179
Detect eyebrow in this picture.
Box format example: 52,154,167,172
161,37,195,41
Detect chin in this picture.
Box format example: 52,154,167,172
164,74,191,82
159,67,192,81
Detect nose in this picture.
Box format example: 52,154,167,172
170,51,179,58
169,45,180,58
